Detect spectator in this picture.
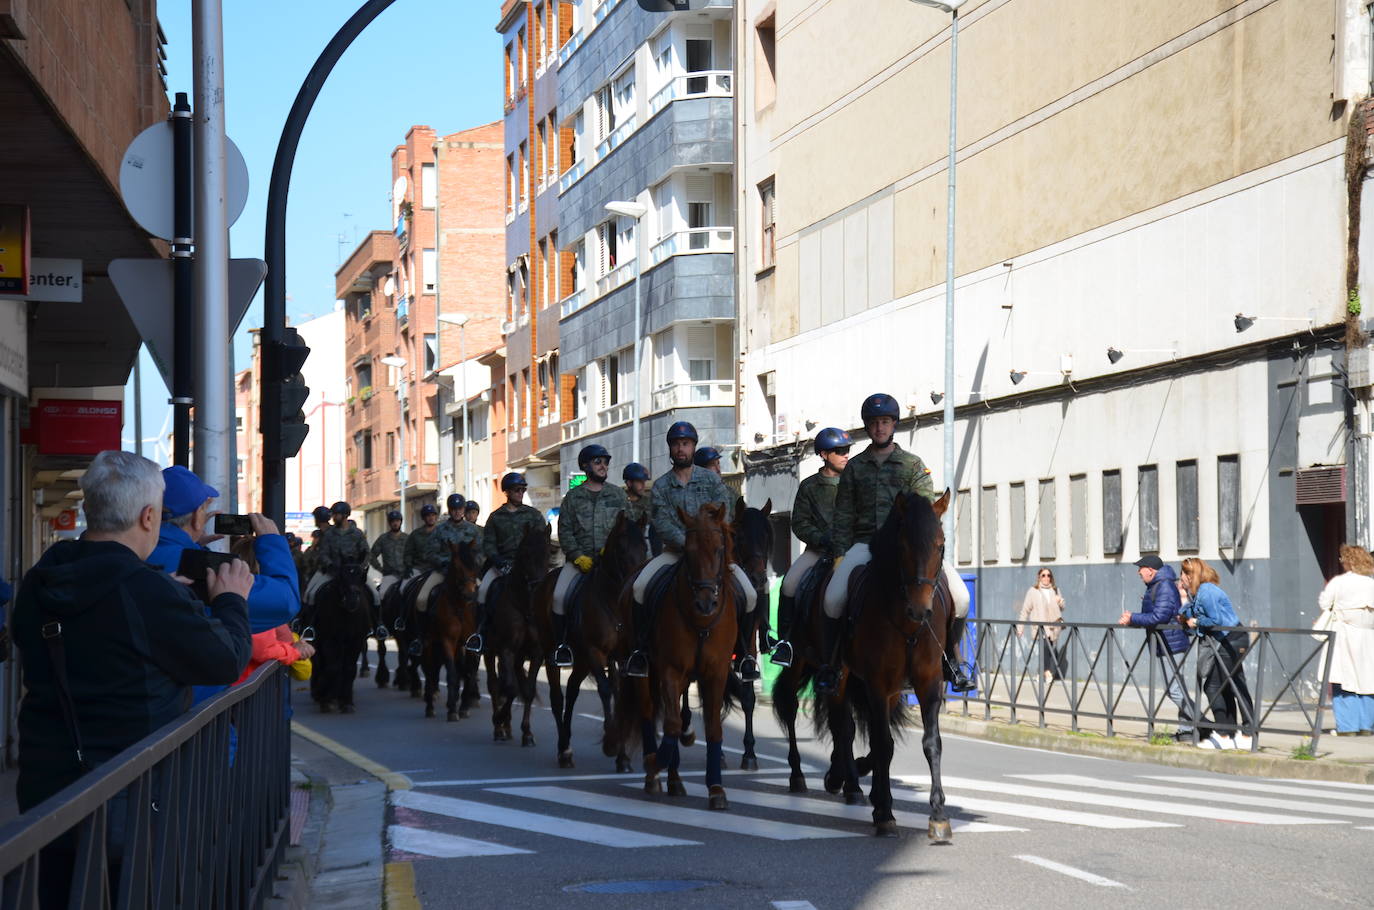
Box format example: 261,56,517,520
1119,555,1198,741
228,538,315,685
1315,545,1374,736
1179,557,1254,750
1017,568,1066,683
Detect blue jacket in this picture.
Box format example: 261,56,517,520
1181,581,1239,638
1128,564,1189,655
149,524,300,634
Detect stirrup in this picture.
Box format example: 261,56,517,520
625,650,649,678
815,665,839,694
770,640,794,668
738,654,760,682
553,643,574,668
375,625,389,640
948,665,976,693
393,616,406,631
407,639,422,658
465,633,484,654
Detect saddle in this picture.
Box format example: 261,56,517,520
843,564,871,624
640,562,749,647
564,569,589,629
795,558,834,625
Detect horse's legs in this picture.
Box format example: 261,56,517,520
374,636,390,688
775,665,807,792
444,648,461,721
547,660,566,759
739,674,758,771
359,633,371,678
701,667,730,811
499,649,518,740
865,689,898,837
824,696,865,805
557,666,586,767
484,652,505,740
655,668,686,797
917,678,951,843
679,690,695,747
422,645,438,718
460,650,481,716
631,676,661,794
517,654,537,747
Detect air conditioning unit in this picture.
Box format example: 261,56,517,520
1295,466,1345,505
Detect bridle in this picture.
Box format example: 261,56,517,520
899,543,945,625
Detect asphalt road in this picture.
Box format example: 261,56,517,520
294,653,1374,910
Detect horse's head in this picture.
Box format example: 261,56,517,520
446,540,481,602
732,498,773,593
605,511,649,578
677,502,732,616
515,522,552,583
873,490,950,624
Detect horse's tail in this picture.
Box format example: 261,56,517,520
721,672,740,718
844,674,913,743
770,663,813,728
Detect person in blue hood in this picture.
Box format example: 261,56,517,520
1119,554,1198,740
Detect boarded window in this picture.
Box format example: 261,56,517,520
981,485,998,562
1038,479,1056,560
1176,459,1199,551
1069,474,1087,557
1218,455,1240,548
1138,464,1159,552
956,489,972,564
421,163,436,209
1102,470,1123,555
1009,481,1026,560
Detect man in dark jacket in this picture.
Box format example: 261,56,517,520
1119,554,1197,739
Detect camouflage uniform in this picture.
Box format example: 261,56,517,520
781,472,841,599
478,504,548,606
370,530,409,603
624,493,650,525
553,483,630,615
303,523,369,603
404,524,448,612
434,518,482,562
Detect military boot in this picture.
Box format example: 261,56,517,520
770,594,797,667
944,616,976,693
624,596,652,678
814,616,845,694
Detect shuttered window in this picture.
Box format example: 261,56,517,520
759,179,776,269
1218,455,1240,548
1102,470,1123,555
1138,465,1159,553
1176,460,1199,551
1009,481,1026,560
956,490,972,564
981,485,998,562
1038,479,1056,560
1069,474,1087,557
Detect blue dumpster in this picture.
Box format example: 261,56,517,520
906,572,977,703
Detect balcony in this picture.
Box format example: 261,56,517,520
651,380,735,413
557,157,587,194
558,288,588,319
649,70,733,118
597,401,633,430
561,415,587,441
395,213,408,248
594,114,637,161
397,296,409,323
592,0,623,26
650,227,735,267
594,261,634,300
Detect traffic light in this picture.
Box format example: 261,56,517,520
636,0,711,10
274,326,312,458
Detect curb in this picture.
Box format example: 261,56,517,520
938,711,1374,784
263,766,330,910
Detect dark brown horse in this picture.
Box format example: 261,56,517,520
484,523,552,745
309,560,373,714
816,490,954,839
377,573,425,696
535,511,649,771
423,541,483,721
613,503,739,809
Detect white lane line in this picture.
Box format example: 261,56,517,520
1145,775,1374,805
1019,774,1374,821
392,789,700,849
910,775,1343,826
413,769,768,788
758,777,1175,830
1268,777,1374,793
388,824,532,858
1358,826,1374,831
664,782,1025,833
772,902,819,909
940,732,1110,761
489,785,861,841
1014,855,1127,889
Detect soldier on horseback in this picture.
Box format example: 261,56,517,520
770,427,851,669
369,509,407,636
303,502,370,606
400,502,448,654
465,473,548,654
625,421,758,679
551,445,631,668
464,500,484,551
817,394,974,694
622,462,651,522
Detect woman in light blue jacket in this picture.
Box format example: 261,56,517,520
1180,557,1254,750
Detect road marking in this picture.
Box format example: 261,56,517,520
912,775,1344,826
413,769,769,788
570,710,814,769
1268,777,1374,792
759,777,1175,829
388,825,533,858
292,720,413,791
1014,855,1127,889
490,785,861,840
665,782,1025,833
384,862,422,910
1145,775,1374,805
1019,774,1374,821
393,790,699,849
772,902,819,909
940,732,1110,761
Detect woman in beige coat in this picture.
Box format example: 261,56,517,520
1316,545,1374,735
1017,568,1066,682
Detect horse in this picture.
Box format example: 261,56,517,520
309,560,374,713
534,511,649,771
377,573,425,696
483,523,552,745
612,503,739,809
814,490,955,839
422,541,483,721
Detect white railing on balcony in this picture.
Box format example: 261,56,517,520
651,380,735,413
559,288,589,319
517,425,530,440
594,114,637,160
561,416,587,441
649,70,733,117
593,0,623,26
558,157,587,194
501,318,515,336
594,261,634,299
650,227,735,266
597,401,633,429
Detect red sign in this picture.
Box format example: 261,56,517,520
28,400,122,455
51,509,77,531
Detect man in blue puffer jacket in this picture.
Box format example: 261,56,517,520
1119,554,1197,740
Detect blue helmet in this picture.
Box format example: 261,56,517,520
501,472,528,491
330,501,351,517
312,505,332,523
860,393,901,421
464,500,480,514
622,462,650,483
578,444,611,470
420,503,439,517
446,493,465,510
814,427,852,455
666,421,698,443
693,446,722,468
386,509,403,522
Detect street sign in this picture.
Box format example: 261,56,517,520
119,121,250,241
109,257,267,385
0,257,83,303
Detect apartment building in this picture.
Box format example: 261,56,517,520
736,0,1374,628
555,0,738,482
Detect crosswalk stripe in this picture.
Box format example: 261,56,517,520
1268,777,1374,793
489,785,861,840
388,825,533,858
758,777,1176,829
1144,775,1374,805
914,775,1342,825
392,790,700,848
1014,855,1127,889
666,782,1026,833
413,769,767,788
1018,774,1374,821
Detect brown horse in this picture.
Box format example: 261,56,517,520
534,511,649,771
613,503,739,809
422,541,483,721
484,523,552,745
816,490,954,839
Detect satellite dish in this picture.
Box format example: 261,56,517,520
392,176,408,221
382,277,395,297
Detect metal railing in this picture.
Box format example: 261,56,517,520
558,288,588,319
651,379,735,412
596,401,633,430
594,114,637,161
0,664,291,908
560,415,587,441
648,69,734,117
593,261,634,300
950,619,1334,751
649,226,734,265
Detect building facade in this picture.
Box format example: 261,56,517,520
735,0,1374,629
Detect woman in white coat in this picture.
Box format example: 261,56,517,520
1316,545,1374,735
1017,568,1066,682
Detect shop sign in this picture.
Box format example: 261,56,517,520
16,258,82,303
52,509,78,532
0,204,30,295
0,297,25,396
30,400,122,456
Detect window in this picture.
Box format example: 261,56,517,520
386,432,396,464
537,238,549,308
654,329,675,388
424,419,439,465
518,142,528,207
355,362,372,391
236,458,245,481
422,248,437,294
1218,455,1240,548
604,353,620,407
956,489,972,564
507,374,517,431
1138,464,1159,552
685,325,715,400
686,35,713,93
421,162,436,209
686,175,713,249
569,109,582,168
357,430,373,470
981,485,998,562
506,154,515,211
754,12,776,110
1009,481,1026,560
505,42,516,99
598,220,618,275
1102,470,1123,555
1038,478,1056,560
1069,474,1087,557
235,414,244,433
517,27,527,84
547,111,560,175
536,120,548,186
595,86,615,140
424,333,438,373
612,67,635,127
521,368,531,426
535,2,547,62
1176,459,1199,551
572,239,586,291
759,179,776,270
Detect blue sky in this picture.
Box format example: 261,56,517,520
125,0,501,456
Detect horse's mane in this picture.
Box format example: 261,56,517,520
869,493,939,587
449,540,480,575
733,505,772,559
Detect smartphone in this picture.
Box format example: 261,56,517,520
175,549,240,581
213,513,253,536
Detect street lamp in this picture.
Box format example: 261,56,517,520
908,0,967,545
438,312,472,501
605,199,648,463
380,355,408,528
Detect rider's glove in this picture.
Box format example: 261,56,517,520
573,555,594,573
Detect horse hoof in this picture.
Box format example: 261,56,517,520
680,730,696,748
493,729,504,742
856,755,874,777
558,752,575,769
424,706,435,718
522,733,536,748
927,819,953,843
739,755,759,772
340,704,355,715
788,774,808,794
667,778,687,797
375,676,389,689
875,819,899,838
644,774,662,795
707,787,729,811
823,770,843,794
845,791,868,807
319,701,336,714
359,667,369,679
447,711,459,722
616,757,634,773
458,709,470,719
409,690,421,699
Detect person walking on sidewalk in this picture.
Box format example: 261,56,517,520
1119,555,1198,741
1179,557,1254,750
1017,568,1066,683
1315,545,1374,735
